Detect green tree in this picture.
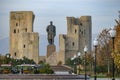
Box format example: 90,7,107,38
66,58,73,66
57,61,62,65
39,63,54,74
38,60,44,64
22,56,35,64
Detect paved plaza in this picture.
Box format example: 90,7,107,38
0,74,89,80
0,74,120,80
90,78,120,80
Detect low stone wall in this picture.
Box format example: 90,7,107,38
0,74,90,80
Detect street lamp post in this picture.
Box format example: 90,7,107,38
6,54,11,64
93,38,98,80
78,52,81,75
109,28,116,80
71,57,74,73
71,52,82,74
71,54,77,74
73,54,77,74
84,46,88,80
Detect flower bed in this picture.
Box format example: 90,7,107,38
23,70,30,74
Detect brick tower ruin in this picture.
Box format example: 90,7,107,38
59,16,92,64
9,11,39,63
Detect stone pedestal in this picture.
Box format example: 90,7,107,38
47,44,56,58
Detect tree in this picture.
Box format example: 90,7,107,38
57,61,62,65
22,56,35,64
38,60,44,64
0,54,3,65
97,26,120,75
39,63,54,74
65,58,73,67
113,16,120,71
97,28,112,74
112,52,120,72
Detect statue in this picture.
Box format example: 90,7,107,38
46,21,56,45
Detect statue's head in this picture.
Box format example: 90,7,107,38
50,21,53,25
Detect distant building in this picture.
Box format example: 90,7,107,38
47,16,92,64
9,11,39,63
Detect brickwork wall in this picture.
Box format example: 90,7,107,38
10,11,39,63
58,16,91,64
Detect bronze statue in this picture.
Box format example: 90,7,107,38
46,21,56,44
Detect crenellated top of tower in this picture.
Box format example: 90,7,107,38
10,11,35,33
10,11,34,18
10,11,34,14
80,16,91,22
66,16,91,25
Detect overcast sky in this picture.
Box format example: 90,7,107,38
0,0,120,39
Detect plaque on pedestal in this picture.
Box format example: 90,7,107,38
47,44,56,58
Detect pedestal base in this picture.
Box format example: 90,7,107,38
47,44,56,58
